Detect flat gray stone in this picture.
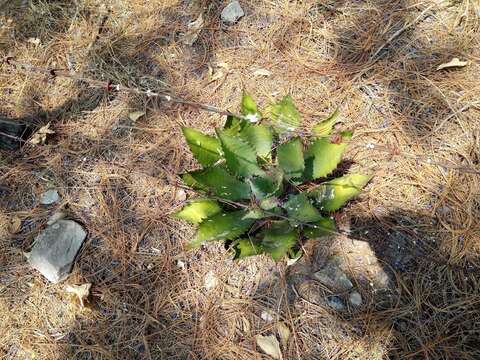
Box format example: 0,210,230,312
312,257,353,292
28,220,86,283
221,1,244,24
349,291,363,307
40,189,60,205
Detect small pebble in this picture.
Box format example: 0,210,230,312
204,270,218,290
40,189,60,205
349,291,363,307
221,1,244,24
260,310,275,322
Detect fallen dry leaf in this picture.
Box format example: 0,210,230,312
436,57,468,70
255,334,283,360
8,216,21,234
277,322,291,348
181,14,204,46
29,123,55,145
208,62,229,82
128,111,145,122
65,283,92,307
253,68,272,77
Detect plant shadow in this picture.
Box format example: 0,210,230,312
249,204,479,359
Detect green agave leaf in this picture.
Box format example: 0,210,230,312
174,199,221,224
241,92,262,121
312,109,339,137
268,95,300,133
259,197,280,210
224,92,261,134
224,115,236,129
242,208,265,220
190,210,254,248
181,172,207,190
304,217,336,238
182,127,222,167
283,193,323,223
233,238,263,259
217,130,263,177
183,166,251,200
261,221,298,261
277,137,304,180
304,132,352,179
308,174,372,211
224,115,247,136
248,169,283,200
288,247,302,261
240,124,273,159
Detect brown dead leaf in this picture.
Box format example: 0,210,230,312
8,216,21,234
436,58,468,70
128,111,145,122
29,123,55,145
208,62,229,82
277,322,291,348
65,283,92,307
255,334,283,360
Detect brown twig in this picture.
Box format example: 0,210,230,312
3,57,480,176
4,57,250,121
0,130,26,143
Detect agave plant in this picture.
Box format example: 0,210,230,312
175,93,371,260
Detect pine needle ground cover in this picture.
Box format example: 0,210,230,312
0,1,479,359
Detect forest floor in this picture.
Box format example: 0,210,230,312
0,0,479,359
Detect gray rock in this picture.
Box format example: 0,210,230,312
326,296,345,311
312,257,353,292
40,189,60,205
349,291,362,306
221,1,244,24
28,220,86,283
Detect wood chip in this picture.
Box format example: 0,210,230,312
253,68,272,77
436,58,468,70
